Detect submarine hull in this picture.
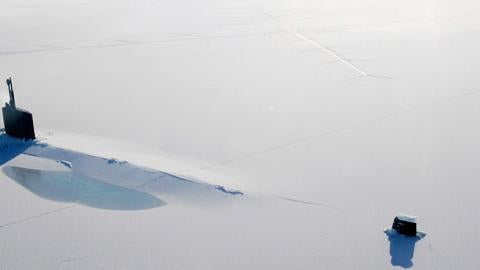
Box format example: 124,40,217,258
2,106,35,140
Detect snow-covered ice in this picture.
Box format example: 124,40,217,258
2,0,480,269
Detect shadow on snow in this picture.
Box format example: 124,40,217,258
3,166,166,210
386,230,423,268
0,133,33,166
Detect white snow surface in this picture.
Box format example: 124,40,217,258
396,214,417,224
2,0,480,269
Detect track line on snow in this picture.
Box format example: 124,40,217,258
0,31,283,56
256,7,368,77
279,196,346,214
0,205,77,230
174,89,480,173
60,254,96,264
287,27,368,77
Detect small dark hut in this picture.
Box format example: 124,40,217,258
392,214,417,236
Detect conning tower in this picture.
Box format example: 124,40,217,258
2,77,35,140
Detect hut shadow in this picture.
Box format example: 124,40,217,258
386,230,423,268
2,166,166,210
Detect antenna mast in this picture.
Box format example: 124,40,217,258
6,77,15,108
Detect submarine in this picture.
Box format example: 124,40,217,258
2,77,35,140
